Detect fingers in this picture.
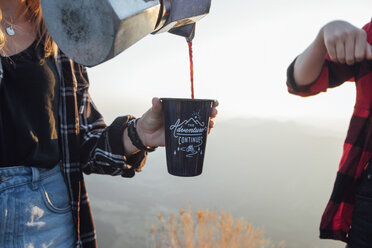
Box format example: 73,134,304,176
366,43,372,60
209,119,215,128
212,100,219,108
210,99,219,118
151,97,162,113
355,31,367,62
210,108,218,118
344,35,355,65
326,42,337,62
323,21,370,64
208,119,215,134
139,98,163,131
331,35,370,64
335,38,346,64
208,100,219,134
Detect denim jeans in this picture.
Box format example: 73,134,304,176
0,164,75,248
348,163,372,248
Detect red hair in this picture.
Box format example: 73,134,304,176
0,0,56,57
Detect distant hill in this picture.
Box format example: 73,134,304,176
86,118,347,248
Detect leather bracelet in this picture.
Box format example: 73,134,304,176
127,118,157,152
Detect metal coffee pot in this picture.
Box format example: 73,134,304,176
40,0,211,66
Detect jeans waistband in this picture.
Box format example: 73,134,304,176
0,163,61,191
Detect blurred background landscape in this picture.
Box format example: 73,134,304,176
86,119,345,248
84,0,372,247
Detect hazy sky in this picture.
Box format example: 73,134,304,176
87,0,372,131
83,3,372,246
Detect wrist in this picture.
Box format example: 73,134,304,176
315,28,327,55
123,127,139,156
136,118,148,146
127,118,157,152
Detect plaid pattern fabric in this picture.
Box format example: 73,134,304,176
55,52,147,247
286,20,372,243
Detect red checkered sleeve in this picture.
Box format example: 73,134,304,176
286,58,329,97
286,57,355,97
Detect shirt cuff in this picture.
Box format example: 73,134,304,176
286,57,328,97
286,58,300,93
108,116,147,176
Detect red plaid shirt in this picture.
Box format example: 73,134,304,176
287,19,372,243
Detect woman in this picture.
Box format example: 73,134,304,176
0,0,219,247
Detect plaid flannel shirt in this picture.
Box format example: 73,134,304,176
55,52,147,247
286,20,372,243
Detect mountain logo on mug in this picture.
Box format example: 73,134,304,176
169,115,207,158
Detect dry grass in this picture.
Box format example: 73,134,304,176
150,208,285,248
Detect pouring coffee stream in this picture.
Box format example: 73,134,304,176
188,41,194,99
40,0,211,67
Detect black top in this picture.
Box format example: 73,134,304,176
0,39,60,168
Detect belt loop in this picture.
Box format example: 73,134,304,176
31,167,40,190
